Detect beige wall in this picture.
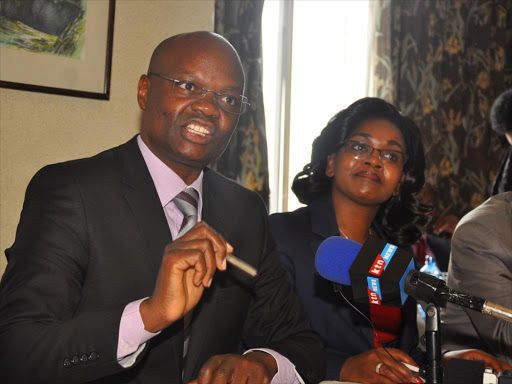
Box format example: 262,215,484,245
0,0,214,278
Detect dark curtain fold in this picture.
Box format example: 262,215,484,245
213,0,269,207
373,0,512,218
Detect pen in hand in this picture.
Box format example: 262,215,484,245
226,254,258,278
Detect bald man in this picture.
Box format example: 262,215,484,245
0,32,325,384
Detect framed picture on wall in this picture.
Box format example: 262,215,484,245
0,0,115,100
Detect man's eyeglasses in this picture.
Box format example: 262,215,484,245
148,72,250,115
339,140,408,166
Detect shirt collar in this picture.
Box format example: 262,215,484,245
137,135,203,212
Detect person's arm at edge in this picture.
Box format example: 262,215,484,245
448,217,512,366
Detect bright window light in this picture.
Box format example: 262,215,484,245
263,0,371,213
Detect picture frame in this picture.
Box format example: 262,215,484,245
0,0,116,100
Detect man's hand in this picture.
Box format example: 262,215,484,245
339,347,422,384
140,222,231,333
442,349,512,373
187,352,278,384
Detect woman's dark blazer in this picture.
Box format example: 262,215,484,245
269,193,424,380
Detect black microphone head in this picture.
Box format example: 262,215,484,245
404,270,448,307
350,237,416,307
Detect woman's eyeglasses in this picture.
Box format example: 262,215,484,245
339,140,407,166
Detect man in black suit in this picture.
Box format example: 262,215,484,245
0,32,325,384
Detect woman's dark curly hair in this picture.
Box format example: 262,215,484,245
291,97,430,245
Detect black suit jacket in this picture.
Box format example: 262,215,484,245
269,193,423,380
0,136,325,384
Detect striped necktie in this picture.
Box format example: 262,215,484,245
172,187,199,361
173,187,199,238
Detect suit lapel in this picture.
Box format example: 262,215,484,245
309,193,338,254
118,136,173,276
116,137,182,379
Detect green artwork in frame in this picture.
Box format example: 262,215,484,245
0,0,87,59
0,0,115,100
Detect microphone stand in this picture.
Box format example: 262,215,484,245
404,270,512,383
423,304,443,384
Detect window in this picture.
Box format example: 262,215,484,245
263,0,372,213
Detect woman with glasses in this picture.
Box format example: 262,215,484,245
269,97,510,383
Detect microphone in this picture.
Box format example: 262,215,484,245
404,270,512,323
315,236,415,307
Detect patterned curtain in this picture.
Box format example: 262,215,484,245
373,0,512,219
213,0,269,207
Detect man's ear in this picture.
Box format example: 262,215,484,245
325,153,336,177
393,172,406,196
137,75,149,110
